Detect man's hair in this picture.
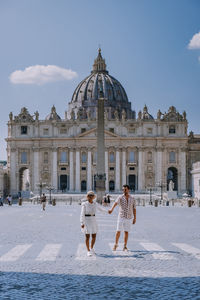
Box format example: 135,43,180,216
123,184,130,190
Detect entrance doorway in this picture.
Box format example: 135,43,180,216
81,180,87,192
60,175,68,191
128,174,136,191
109,180,115,192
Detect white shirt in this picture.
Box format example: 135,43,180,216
80,200,106,225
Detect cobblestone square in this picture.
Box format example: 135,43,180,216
0,203,200,299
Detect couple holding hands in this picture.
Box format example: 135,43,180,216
80,184,136,257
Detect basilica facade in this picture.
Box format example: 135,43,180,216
6,50,200,196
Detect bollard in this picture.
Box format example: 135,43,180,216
154,199,158,207
18,197,22,206
166,201,169,206
143,199,145,206
52,198,56,206
188,200,192,207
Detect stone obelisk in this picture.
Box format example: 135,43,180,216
96,92,106,203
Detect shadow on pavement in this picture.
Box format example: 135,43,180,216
0,271,199,299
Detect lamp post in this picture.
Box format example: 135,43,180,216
46,185,54,204
156,181,166,201
36,179,47,199
146,185,153,205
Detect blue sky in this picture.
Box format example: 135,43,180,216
0,0,200,159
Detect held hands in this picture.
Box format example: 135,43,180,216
108,209,112,214
81,224,85,228
132,218,136,225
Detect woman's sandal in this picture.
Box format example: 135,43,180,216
113,244,118,251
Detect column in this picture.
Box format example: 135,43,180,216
33,148,39,193
115,149,120,191
105,150,109,191
52,149,57,189
122,149,126,185
180,149,186,192
10,148,17,194
155,148,163,185
69,149,74,191
75,149,80,192
138,148,144,191
87,150,92,191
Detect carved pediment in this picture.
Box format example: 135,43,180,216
78,128,119,138
14,107,34,123
162,106,184,122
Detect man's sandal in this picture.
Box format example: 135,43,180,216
113,244,118,251
123,245,128,251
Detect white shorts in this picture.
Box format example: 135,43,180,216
116,217,132,232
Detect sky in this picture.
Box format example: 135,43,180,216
0,0,200,160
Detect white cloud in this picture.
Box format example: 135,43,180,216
9,65,78,85
188,32,200,49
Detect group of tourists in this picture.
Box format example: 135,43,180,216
80,184,136,257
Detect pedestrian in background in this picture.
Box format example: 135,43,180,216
108,184,136,251
0,196,3,206
7,195,12,206
80,190,106,257
41,193,47,211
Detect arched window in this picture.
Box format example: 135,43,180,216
21,152,27,164
109,152,115,163
129,151,135,163
81,152,87,163
169,151,176,163
60,151,67,163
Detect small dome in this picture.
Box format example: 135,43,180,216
45,105,61,121
141,105,154,120
67,49,135,120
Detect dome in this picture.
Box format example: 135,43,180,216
45,105,61,121
67,49,135,120
141,105,154,120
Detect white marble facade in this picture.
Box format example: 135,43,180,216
5,50,200,196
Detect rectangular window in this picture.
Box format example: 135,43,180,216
128,127,135,133
129,151,135,163
147,128,152,134
109,152,115,163
110,167,115,171
169,125,176,134
82,167,86,170
44,152,48,164
21,126,27,135
81,128,86,134
169,151,176,163
21,152,27,164
93,152,97,164
60,151,67,163
43,128,49,135
81,152,87,163
129,167,135,170
60,128,67,134
109,128,114,133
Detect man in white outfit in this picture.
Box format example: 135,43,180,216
108,184,136,251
